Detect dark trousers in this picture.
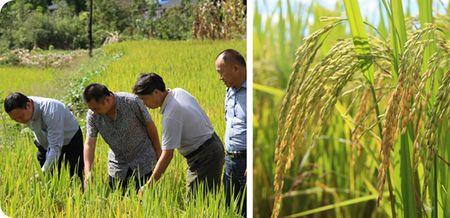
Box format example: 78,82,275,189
35,128,84,181
224,154,247,217
185,133,225,198
108,168,152,194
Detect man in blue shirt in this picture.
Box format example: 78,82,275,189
215,49,247,216
4,93,84,181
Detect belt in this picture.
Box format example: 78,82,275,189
185,133,217,159
226,150,246,158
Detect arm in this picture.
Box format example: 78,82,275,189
83,136,97,180
141,117,182,189
146,121,161,158
41,107,65,173
133,97,161,157
84,110,98,184
41,143,62,172
138,149,174,198
145,149,173,185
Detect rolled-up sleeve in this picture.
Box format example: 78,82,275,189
41,105,65,172
86,111,98,138
133,97,152,124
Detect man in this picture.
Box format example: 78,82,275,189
215,49,247,216
4,93,84,181
134,73,224,198
82,83,161,192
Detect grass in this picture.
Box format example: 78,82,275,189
254,0,450,217
0,51,89,100
0,39,245,217
0,67,59,98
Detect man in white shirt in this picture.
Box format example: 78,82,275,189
134,73,224,198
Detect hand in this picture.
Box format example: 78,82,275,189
138,184,147,201
29,172,41,182
138,179,153,200
84,172,92,190
83,178,89,191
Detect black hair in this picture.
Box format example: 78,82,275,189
216,49,246,67
4,92,31,113
83,83,113,102
133,73,166,95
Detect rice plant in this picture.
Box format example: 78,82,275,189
0,39,245,216
254,0,449,217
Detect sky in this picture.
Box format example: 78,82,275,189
258,0,449,25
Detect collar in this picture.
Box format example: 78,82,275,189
100,94,119,120
240,80,247,89
29,100,40,124
160,90,173,114
109,94,120,120
229,80,247,93
113,93,120,112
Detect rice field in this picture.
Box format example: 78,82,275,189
0,67,59,98
0,39,245,217
254,0,449,217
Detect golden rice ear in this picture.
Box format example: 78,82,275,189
421,68,450,203
273,20,374,217
376,25,443,205
271,17,448,217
